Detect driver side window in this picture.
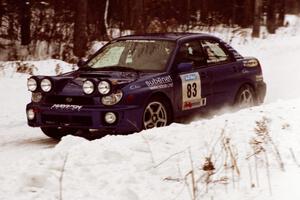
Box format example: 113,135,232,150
176,41,206,68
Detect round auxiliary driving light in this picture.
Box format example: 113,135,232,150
41,78,52,92
104,112,117,124
83,80,95,94
27,78,37,92
98,81,110,95
27,109,35,120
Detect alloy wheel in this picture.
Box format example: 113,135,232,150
143,101,168,129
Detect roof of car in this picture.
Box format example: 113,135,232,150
116,32,219,42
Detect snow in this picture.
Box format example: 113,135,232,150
0,59,75,77
1,16,300,200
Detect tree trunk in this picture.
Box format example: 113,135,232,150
0,0,3,27
20,0,31,45
231,0,237,25
267,0,277,34
200,0,208,23
278,0,285,26
252,0,262,38
242,0,253,27
73,0,88,57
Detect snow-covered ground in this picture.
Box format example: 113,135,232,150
1,16,300,200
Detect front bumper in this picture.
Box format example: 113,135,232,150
26,103,144,134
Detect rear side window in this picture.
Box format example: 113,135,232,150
201,40,230,64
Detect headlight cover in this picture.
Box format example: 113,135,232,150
27,78,37,92
41,78,52,92
98,81,110,95
101,90,123,105
83,80,95,94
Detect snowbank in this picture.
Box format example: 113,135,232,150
1,98,300,200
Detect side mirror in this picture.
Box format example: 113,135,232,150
77,58,87,68
177,62,193,72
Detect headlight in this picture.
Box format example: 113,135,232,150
101,90,123,105
27,78,37,92
32,92,42,103
41,78,52,92
83,80,94,94
98,81,110,95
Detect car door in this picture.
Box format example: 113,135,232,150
200,39,241,107
173,40,213,116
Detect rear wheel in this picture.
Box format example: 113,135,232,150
40,127,77,140
143,98,171,130
234,85,256,109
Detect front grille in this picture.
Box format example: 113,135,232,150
41,114,92,126
44,95,94,105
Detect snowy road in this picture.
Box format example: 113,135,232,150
1,20,300,199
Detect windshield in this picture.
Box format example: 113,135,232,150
86,40,175,72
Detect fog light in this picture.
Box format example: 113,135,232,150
104,112,116,124
27,109,35,120
32,92,42,103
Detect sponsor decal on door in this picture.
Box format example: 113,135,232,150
180,72,206,110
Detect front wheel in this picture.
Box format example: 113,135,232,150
40,127,77,140
143,98,171,130
234,85,256,109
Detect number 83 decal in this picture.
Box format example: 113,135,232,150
180,72,206,110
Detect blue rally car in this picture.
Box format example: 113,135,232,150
26,33,266,139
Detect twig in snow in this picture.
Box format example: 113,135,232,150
222,136,240,176
153,148,188,169
254,117,285,171
248,162,255,188
264,150,272,196
140,133,156,165
188,148,197,200
177,161,193,200
289,148,300,167
59,152,69,200
254,155,260,188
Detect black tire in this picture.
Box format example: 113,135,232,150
234,85,257,109
40,127,78,140
142,97,172,130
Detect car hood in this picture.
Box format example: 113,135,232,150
44,70,159,96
